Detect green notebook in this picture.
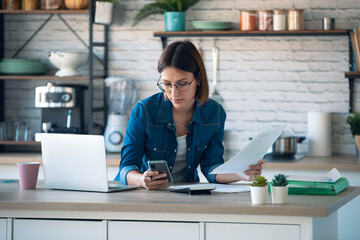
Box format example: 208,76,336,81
287,177,349,195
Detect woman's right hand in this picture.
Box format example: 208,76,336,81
140,170,168,190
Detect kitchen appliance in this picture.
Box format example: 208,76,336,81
265,135,306,162
35,82,86,134
104,76,136,152
48,51,88,77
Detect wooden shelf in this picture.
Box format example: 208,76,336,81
0,75,104,80
154,29,349,38
0,10,88,14
0,141,40,146
345,72,360,78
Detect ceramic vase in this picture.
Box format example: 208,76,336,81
95,1,114,25
250,185,267,204
355,135,360,160
164,12,185,31
271,185,289,204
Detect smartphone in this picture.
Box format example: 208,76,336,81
147,160,173,183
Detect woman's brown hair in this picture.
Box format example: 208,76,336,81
157,40,209,105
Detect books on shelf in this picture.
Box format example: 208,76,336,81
350,27,360,72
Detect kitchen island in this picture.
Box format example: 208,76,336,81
0,181,359,240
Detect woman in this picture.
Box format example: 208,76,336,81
115,41,265,190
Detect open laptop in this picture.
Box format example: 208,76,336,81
40,133,138,192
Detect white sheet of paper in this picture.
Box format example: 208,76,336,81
288,168,342,183
210,124,286,175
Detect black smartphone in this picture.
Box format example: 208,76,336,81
147,160,173,183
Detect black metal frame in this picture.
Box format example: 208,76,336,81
0,1,109,137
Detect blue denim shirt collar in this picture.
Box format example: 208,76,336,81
157,94,203,125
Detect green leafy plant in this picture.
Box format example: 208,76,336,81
271,173,289,186
133,0,200,26
251,175,268,187
347,112,360,137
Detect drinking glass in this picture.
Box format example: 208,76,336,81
0,122,7,141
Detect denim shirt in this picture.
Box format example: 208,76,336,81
114,92,226,184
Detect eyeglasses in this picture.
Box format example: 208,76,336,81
157,76,195,93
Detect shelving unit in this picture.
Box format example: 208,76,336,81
0,2,108,149
154,29,356,112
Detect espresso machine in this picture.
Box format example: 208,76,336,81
35,82,86,134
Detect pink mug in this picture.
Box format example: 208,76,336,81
17,162,40,189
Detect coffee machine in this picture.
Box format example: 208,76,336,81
35,82,86,134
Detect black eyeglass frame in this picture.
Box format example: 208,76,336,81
157,76,196,92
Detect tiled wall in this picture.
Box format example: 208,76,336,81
3,0,360,154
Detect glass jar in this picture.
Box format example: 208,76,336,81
22,0,38,10
273,9,286,31
288,9,304,30
41,0,63,10
2,0,8,9
7,0,21,10
257,10,273,31
240,10,256,31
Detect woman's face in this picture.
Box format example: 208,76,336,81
160,67,198,111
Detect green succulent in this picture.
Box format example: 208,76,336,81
346,112,360,137
251,175,268,187
133,0,200,26
271,173,289,186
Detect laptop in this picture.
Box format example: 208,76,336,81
40,133,138,192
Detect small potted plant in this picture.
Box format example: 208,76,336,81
133,0,200,31
347,112,360,158
250,175,268,205
270,173,289,204
94,0,121,25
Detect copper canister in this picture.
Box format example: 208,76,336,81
240,10,256,31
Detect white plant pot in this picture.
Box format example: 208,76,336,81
95,2,114,25
250,185,268,205
271,185,289,204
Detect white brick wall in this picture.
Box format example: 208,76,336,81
3,0,360,155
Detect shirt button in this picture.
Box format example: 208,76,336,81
170,166,173,169
174,149,177,152
188,166,192,169
154,148,157,151
187,148,190,151
168,123,171,126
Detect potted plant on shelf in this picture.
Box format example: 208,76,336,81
270,173,289,204
94,0,121,25
250,175,268,205
133,0,201,31
346,111,360,159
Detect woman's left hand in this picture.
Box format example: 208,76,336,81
243,159,266,181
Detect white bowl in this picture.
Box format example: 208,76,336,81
48,51,88,77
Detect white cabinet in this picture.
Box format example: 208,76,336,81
205,222,300,240
13,219,105,240
0,219,6,240
108,221,199,240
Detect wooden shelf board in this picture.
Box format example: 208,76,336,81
345,72,360,78
0,10,88,14
0,75,104,80
154,29,349,37
0,141,40,146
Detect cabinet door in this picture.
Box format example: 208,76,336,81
13,219,105,240
0,219,6,240
205,222,300,240
108,221,199,240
